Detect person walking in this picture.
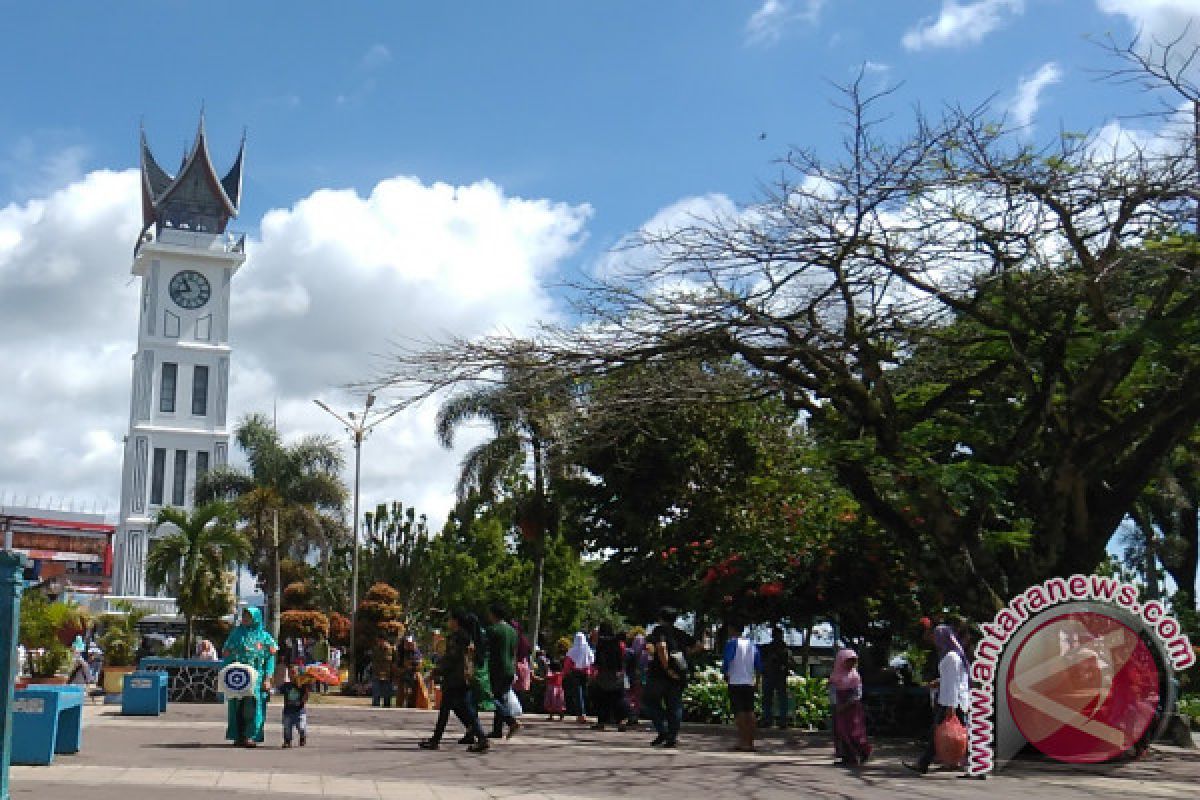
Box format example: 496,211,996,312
759,626,792,728
564,632,594,724
312,634,330,664
221,607,278,748
905,624,970,774
829,648,872,766
279,665,310,748
591,622,628,731
623,633,648,728
396,636,427,708
542,658,566,720
485,603,523,739
371,635,397,708
309,634,331,693
419,610,489,753
722,621,762,752
644,608,699,748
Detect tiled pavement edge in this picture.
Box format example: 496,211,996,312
8,703,1198,799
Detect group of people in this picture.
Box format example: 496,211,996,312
529,609,705,748
413,605,710,753
212,601,974,774
419,603,529,752
368,633,429,708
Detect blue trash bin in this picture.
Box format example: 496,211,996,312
122,671,168,715
11,685,85,765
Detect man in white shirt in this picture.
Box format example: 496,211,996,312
722,621,763,752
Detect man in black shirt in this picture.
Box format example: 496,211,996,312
644,608,700,748
759,626,792,728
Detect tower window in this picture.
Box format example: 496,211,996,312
196,450,210,480
160,363,178,413
150,448,166,505
192,365,209,416
172,450,187,506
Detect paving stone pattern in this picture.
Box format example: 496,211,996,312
8,703,1199,799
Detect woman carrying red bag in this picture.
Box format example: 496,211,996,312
905,624,970,774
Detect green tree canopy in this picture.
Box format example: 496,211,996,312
146,501,249,656
196,412,346,633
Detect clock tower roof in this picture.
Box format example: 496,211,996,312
140,116,245,237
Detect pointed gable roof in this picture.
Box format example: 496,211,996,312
221,132,246,211
140,129,174,227
140,116,243,232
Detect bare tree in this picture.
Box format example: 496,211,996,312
376,64,1200,614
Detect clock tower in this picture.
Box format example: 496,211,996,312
111,119,246,598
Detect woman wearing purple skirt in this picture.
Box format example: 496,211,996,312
829,648,872,766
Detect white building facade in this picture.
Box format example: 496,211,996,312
111,121,246,597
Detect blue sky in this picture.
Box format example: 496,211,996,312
0,1,1194,536
1,2,1165,272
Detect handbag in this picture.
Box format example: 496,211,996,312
462,642,476,684
934,712,968,766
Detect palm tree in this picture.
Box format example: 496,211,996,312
436,366,569,650
146,501,249,657
196,413,346,636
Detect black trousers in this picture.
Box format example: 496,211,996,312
594,684,627,726
430,685,486,744
490,672,517,735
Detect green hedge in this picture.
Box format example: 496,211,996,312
1179,694,1200,730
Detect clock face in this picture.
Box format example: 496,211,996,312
168,270,211,310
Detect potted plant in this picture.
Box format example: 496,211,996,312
98,599,149,693
18,592,88,684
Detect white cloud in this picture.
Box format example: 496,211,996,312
593,193,738,280
745,0,825,47
1010,62,1063,132
1098,0,1200,30
0,165,591,532
1096,1,1200,78
902,0,1024,51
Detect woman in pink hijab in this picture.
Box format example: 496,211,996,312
829,648,872,766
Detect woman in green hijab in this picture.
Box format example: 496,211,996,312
222,607,278,747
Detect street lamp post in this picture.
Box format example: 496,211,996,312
314,393,400,683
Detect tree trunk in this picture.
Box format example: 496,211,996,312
527,437,549,653
1173,500,1199,608
184,615,194,660
800,616,814,678
529,538,545,653
1131,506,1160,601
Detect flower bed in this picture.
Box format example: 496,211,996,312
681,667,830,728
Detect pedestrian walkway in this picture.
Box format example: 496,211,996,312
7,703,1198,799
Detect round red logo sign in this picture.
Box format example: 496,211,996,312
1005,611,1161,763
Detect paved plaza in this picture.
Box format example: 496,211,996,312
7,702,1199,799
